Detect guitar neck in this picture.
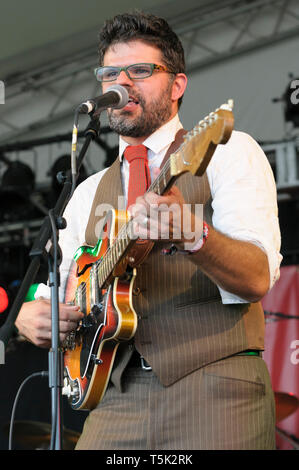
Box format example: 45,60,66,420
147,157,179,196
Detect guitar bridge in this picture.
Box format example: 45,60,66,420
62,375,80,402
62,330,77,350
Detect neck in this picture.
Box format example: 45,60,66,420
121,135,148,146
120,108,178,146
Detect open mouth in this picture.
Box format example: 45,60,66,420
128,96,139,105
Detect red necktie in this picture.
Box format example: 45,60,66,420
124,145,151,209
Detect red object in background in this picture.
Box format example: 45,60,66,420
262,265,299,449
0,286,9,313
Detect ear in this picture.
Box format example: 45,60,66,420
171,73,188,103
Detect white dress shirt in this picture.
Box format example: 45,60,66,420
35,114,282,304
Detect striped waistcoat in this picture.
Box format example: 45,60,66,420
85,146,265,390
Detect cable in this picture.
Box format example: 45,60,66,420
8,371,49,450
70,108,80,198
48,208,61,450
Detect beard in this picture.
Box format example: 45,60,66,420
107,81,173,138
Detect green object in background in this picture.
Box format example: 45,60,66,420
25,283,39,302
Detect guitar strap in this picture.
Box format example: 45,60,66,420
158,128,187,171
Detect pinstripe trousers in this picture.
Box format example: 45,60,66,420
75,354,276,450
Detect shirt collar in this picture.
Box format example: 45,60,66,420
119,114,183,161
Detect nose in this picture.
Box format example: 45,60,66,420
116,70,134,87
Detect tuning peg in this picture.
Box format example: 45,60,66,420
220,99,234,111
198,119,206,128
183,133,192,141
204,114,216,125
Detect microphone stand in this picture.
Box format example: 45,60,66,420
0,112,101,450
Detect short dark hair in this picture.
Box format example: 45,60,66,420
98,11,185,107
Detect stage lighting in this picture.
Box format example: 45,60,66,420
0,281,12,327
0,280,35,328
0,286,9,314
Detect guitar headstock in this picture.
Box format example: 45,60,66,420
170,100,234,177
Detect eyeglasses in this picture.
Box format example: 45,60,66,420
94,63,175,82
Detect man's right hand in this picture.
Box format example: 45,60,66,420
15,298,84,348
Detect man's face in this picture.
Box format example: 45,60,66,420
102,41,179,140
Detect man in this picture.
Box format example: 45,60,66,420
16,11,281,449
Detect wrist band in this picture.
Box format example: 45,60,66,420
181,221,209,254
161,222,209,256
186,221,209,253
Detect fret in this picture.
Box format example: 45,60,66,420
153,165,171,196
106,256,111,278
156,179,161,195
116,240,121,258
151,178,160,195
120,236,125,253
115,240,120,257
163,167,167,189
111,245,116,266
108,255,112,277
106,253,111,274
116,242,119,259
125,222,132,244
120,238,124,254
102,258,107,281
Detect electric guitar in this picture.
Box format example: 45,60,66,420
62,101,235,410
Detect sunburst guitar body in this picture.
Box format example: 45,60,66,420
63,209,137,410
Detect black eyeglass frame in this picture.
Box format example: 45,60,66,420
94,63,176,82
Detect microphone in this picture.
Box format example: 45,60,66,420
78,85,129,114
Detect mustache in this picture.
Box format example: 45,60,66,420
127,86,144,103
111,87,145,112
